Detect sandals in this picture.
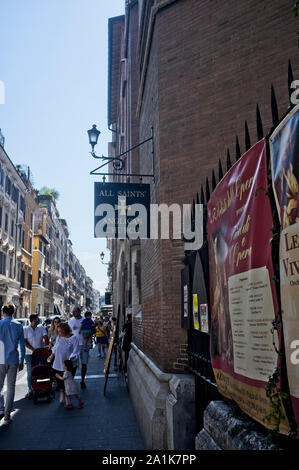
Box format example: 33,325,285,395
78,401,84,409
65,403,73,409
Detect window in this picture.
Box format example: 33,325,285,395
10,219,14,237
38,270,42,285
19,225,22,244
29,236,32,253
9,257,13,278
0,206,2,227
39,239,43,252
12,185,18,203
0,168,4,186
5,176,11,196
30,213,33,229
0,252,6,275
28,273,32,291
4,213,8,232
20,195,25,215
21,270,25,288
45,249,49,266
22,229,25,248
17,262,21,282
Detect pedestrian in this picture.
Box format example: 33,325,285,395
48,316,61,348
111,317,117,333
24,313,49,399
68,306,90,389
122,313,132,374
79,311,95,352
104,316,111,341
55,359,84,409
95,320,108,357
0,304,25,425
47,323,80,404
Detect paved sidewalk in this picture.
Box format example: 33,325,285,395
0,346,144,450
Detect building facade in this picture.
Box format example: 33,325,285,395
0,132,96,320
0,139,37,318
32,195,94,318
107,0,299,449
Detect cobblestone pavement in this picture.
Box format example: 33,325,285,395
0,345,144,450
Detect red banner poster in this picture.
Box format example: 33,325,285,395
270,104,299,437
207,139,290,433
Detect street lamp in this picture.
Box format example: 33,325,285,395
87,124,155,180
87,124,101,153
100,251,109,265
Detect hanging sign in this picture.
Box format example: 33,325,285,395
207,139,290,434
270,104,299,437
94,182,150,239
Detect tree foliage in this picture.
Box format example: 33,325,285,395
37,186,60,205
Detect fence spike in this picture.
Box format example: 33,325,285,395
245,120,251,151
212,169,217,190
200,185,205,205
271,84,279,127
196,192,200,205
205,177,210,203
256,104,264,140
226,148,232,171
288,59,295,108
190,197,197,232
218,159,223,181
235,136,241,161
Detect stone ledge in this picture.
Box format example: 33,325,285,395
195,429,220,450
128,346,171,449
128,344,196,450
201,401,276,450
131,342,172,383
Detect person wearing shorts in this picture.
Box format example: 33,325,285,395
79,312,95,352
96,320,107,358
69,307,90,389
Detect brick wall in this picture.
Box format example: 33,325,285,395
137,0,299,373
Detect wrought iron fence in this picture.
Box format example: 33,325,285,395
183,60,297,432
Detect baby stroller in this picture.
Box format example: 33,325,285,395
31,348,55,404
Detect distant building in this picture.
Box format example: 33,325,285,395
0,145,36,317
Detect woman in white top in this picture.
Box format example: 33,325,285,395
47,323,80,403
47,316,61,348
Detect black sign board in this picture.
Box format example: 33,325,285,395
94,182,150,239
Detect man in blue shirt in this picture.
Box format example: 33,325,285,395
0,304,25,425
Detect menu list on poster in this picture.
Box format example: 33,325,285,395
228,267,278,381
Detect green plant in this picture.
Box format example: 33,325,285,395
264,368,289,446
37,186,60,206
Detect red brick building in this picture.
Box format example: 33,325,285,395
107,0,299,449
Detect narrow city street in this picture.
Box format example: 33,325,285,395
0,346,144,450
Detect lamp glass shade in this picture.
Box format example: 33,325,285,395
87,124,100,148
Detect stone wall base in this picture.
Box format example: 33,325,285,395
128,343,196,450
196,401,277,450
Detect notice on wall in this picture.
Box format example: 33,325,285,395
184,285,189,318
270,104,299,436
200,304,209,334
193,294,199,330
228,267,278,381
208,139,290,434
